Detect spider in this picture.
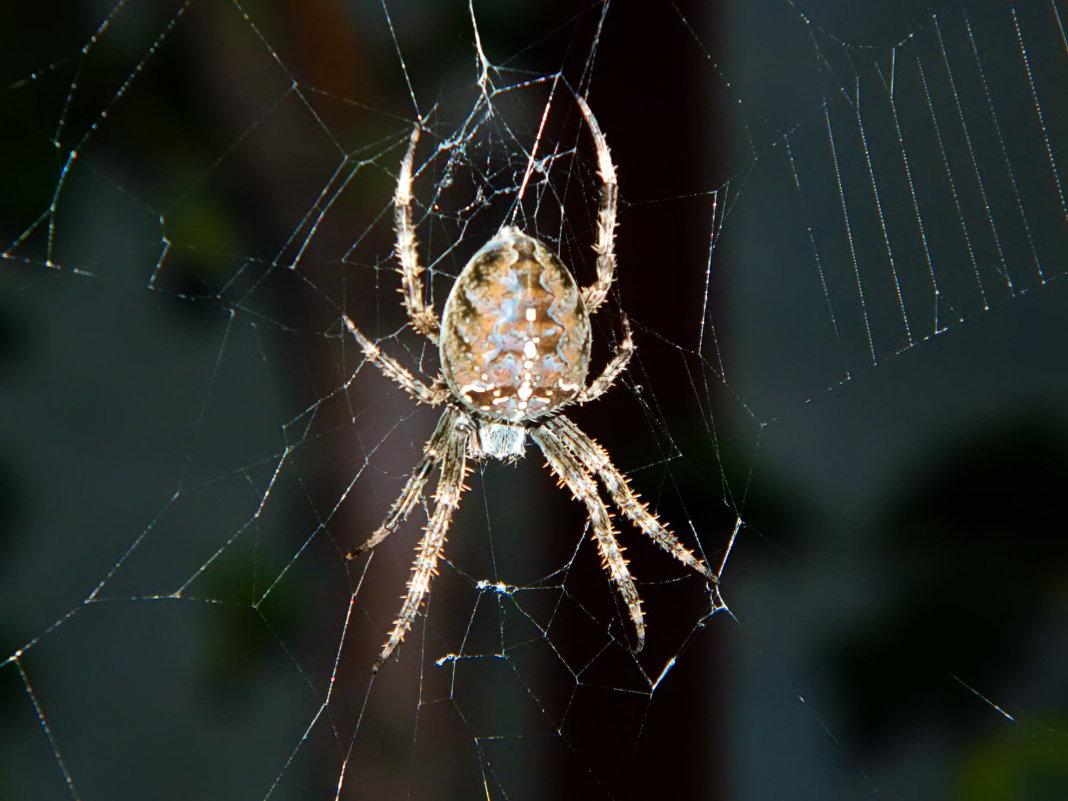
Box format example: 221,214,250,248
344,96,714,672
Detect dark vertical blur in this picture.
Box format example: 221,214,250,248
543,2,729,798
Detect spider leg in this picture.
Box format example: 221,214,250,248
576,95,619,316
345,407,458,559
343,316,447,406
577,315,634,404
395,124,441,342
374,408,471,672
532,423,646,652
546,416,714,581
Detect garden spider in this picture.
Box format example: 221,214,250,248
345,96,714,672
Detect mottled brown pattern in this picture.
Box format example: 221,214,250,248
343,97,716,672
439,227,591,422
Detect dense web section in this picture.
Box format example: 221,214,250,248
2,1,1066,798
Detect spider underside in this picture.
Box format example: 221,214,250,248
345,96,714,672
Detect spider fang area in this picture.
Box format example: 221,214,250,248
478,421,527,460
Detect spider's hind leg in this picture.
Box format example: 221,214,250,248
576,95,619,316
394,123,441,342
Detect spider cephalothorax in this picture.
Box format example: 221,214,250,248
344,96,714,671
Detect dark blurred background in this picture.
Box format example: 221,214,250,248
1,1,1065,799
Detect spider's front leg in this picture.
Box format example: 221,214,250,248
373,409,472,672
344,407,459,560
546,416,714,582
532,423,646,652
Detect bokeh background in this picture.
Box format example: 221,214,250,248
1,1,1065,799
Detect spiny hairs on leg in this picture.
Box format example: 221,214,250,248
394,123,441,342
345,407,458,560
577,315,633,404
532,424,646,652
342,316,447,406
576,94,619,316
547,415,714,581
373,413,471,672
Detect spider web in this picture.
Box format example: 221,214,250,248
2,0,1066,799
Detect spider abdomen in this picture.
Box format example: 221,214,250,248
440,227,592,424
